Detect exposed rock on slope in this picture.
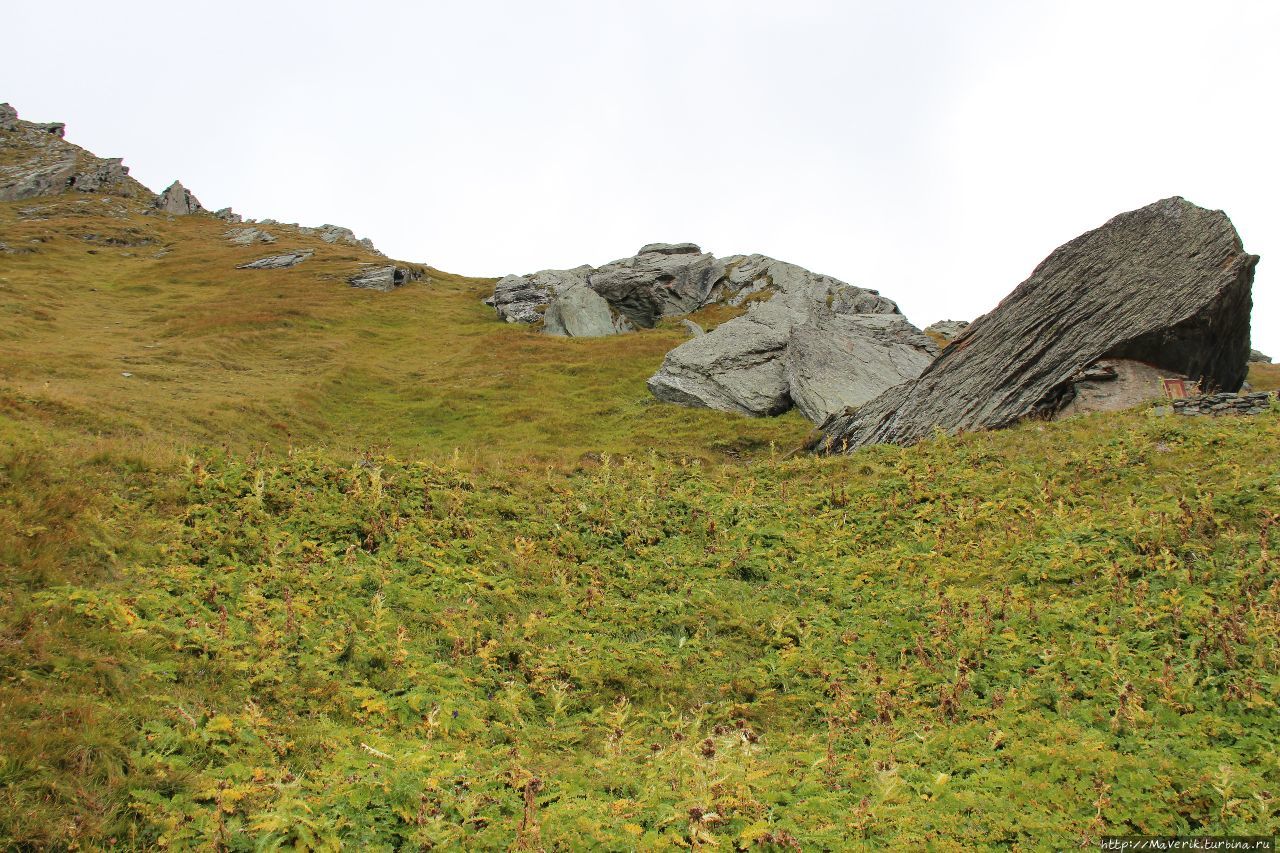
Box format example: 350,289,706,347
491,244,789,337
155,180,203,215
588,243,726,328
0,103,147,202
492,266,632,335
924,320,969,344
237,250,313,270
819,197,1258,452
348,264,425,292
649,258,937,421
1251,349,1272,364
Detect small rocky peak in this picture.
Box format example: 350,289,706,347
156,180,204,215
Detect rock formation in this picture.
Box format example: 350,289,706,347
924,320,969,344
491,244,787,338
226,226,277,245
492,266,632,335
1250,349,1272,364
818,197,1258,453
155,180,203,215
649,257,937,422
348,265,424,292
237,250,314,270
1,104,144,202
588,243,727,328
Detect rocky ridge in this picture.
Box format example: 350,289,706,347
0,102,151,203
1,101,403,286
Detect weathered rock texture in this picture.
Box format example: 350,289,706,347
237,250,313,270
492,266,632,336
155,180,203,215
649,257,937,422
819,197,1258,452
348,265,424,292
1,104,147,202
588,243,726,328
490,244,799,338
1054,359,1185,419
924,320,970,344
226,226,277,245
1251,349,1272,364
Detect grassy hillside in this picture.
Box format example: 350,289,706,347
2,190,1279,849
0,196,805,466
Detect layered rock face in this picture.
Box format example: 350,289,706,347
648,258,937,421
491,244,726,337
348,265,425,292
819,197,1258,452
237,250,314,270
0,103,147,202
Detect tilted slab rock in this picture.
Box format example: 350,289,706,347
237,250,314,270
818,197,1258,452
785,309,939,424
649,260,936,421
348,264,424,292
648,299,796,416
0,157,77,202
155,180,203,215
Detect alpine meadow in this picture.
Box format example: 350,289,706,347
4,16,1280,848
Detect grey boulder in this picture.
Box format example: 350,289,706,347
0,103,17,131
819,197,1258,453
649,261,936,421
237,250,314,270
492,266,632,336
589,244,726,328
155,180,203,215
348,265,423,292
1250,349,1272,364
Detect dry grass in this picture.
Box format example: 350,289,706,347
0,195,806,467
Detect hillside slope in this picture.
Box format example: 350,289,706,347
3,112,1280,849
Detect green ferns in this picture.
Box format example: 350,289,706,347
2,407,1279,848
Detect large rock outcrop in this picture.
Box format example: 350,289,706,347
155,180,203,215
489,244,788,338
1,104,144,202
818,197,1258,452
649,258,937,421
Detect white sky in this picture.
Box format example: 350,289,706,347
7,0,1278,352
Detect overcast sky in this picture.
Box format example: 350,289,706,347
7,0,1278,352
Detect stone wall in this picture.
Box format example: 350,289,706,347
1165,392,1274,416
